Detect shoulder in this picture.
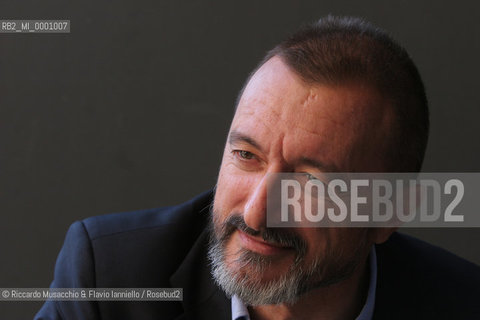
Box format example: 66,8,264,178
73,190,213,287
377,232,480,281
374,232,480,319
35,191,214,319
82,189,213,242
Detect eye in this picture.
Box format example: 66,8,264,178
302,173,329,188
233,150,255,160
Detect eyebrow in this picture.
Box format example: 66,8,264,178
299,157,339,173
228,130,263,152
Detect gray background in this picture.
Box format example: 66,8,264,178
1,0,479,318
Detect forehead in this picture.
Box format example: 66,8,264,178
231,57,394,171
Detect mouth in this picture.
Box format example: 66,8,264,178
237,230,294,256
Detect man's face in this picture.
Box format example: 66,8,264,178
210,57,394,305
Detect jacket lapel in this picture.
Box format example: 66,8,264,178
170,222,231,320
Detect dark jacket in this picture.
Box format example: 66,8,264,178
35,190,480,320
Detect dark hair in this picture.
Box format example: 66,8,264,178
237,16,429,172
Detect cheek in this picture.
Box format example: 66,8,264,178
214,162,260,211
302,228,368,260
302,230,329,259
214,166,246,222
324,229,371,259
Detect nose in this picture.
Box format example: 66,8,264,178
243,174,269,232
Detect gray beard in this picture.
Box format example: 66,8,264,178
207,219,361,306
209,236,314,305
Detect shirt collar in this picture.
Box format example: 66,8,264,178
231,246,377,320
231,294,250,320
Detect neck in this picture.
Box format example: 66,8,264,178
248,256,370,320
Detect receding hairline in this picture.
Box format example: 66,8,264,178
236,54,394,111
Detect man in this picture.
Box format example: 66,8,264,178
36,16,480,320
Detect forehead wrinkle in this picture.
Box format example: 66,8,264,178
295,114,350,137
234,108,277,139
239,90,284,120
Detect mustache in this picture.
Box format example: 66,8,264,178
217,214,307,258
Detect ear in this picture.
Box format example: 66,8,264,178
369,227,398,244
